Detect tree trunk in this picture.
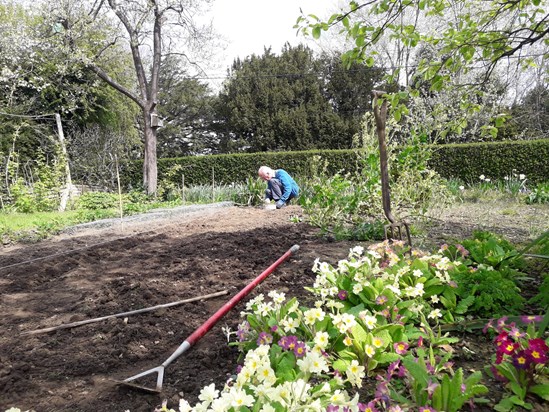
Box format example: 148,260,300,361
142,107,158,195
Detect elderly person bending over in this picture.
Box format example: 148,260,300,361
258,166,300,209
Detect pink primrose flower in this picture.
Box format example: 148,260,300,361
394,342,409,355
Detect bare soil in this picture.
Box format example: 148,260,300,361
0,202,547,412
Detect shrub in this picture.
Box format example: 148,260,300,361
76,192,119,210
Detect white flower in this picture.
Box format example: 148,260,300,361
352,283,363,294
246,294,264,310
329,389,348,404
303,307,325,325
519,173,526,180
340,313,357,331
210,397,228,412
479,174,485,180
312,258,321,272
459,185,465,190
361,314,377,330
256,301,274,316
257,364,276,383
281,316,300,333
326,300,344,310
236,365,253,386
412,269,423,278
297,350,329,374
364,344,376,357
198,383,219,403
229,388,255,408
428,309,443,319
346,359,366,387
260,404,276,412
314,331,330,349
397,266,410,276
350,245,364,257
193,402,209,412
372,336,384,348
268,290,286,304
337,259,350,271
179,400,193,412
430,295,440,303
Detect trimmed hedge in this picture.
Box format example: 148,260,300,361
428,139,549,184
122,139,549,188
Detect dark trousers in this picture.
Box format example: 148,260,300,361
266,178,283,201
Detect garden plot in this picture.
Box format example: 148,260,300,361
0,203,547,412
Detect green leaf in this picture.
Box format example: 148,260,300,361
312,26,321,39
455,295,475,314
376,352,401,364
529,383,549,400
402,357,429,387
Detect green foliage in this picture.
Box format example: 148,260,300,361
157,55,217,157
526,182,549,204
296,0,548,141
460,231,526,273
530,273,549,311
215,44,386,152
76,192,119,210
442,231,527,317
389,350,488,411
451,265,525,317
300,113,450,239
230,177,265,206
6,150,64,213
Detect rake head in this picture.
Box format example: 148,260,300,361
115,365,165,394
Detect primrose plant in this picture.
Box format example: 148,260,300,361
484,316,549,411
307,241,473,326
373,343,488,412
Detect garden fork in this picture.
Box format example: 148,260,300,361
372,90,412,250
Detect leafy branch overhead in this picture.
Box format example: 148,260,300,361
296,0,548,129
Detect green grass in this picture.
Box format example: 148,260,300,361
0,210,82,232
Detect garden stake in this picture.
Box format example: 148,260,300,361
115,244,300,393
372,90,412,251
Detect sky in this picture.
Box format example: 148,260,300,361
204,0,337,88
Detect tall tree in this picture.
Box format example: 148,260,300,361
319,52,389,138
45,0,216,194
216,44,386,152
297,0,549,134
157,55,218,157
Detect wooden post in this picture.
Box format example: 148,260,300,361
115,155,123,219
181,173,185,204
56,113,73,212
211,166,215,203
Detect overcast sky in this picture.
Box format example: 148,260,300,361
203,0,337,88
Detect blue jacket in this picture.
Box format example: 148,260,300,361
272,169,299,203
